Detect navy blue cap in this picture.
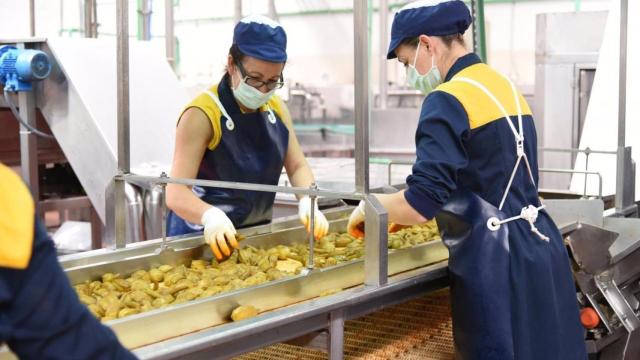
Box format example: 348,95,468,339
387,0,472,59
233,14,287,63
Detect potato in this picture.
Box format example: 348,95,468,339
130,270,150,282
149,268,164,282
101,273,118,282
130,278,152,291
190,260,207,270
276,259,303,274
77,221,441,321
78,293,96,305
87,304,104,318
113,278,131,291
231,305,258,322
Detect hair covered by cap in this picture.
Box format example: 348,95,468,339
386,0,472,59
233,14,288,63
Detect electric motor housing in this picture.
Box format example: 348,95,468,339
0,45,52,92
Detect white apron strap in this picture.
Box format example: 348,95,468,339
204,90,235,131
449,76,549,241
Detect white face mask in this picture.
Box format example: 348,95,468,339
406,41,443,95
232,70,275,110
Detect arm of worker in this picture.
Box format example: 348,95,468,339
166,108,238,260
276,97,329,239
0,164,135,359
347,92,469,237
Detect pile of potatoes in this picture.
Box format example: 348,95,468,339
74,221,440,321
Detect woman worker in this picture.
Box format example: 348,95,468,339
347,1,587,359
167,15,329,261
0,163,135,359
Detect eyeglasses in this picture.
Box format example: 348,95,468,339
236,61,285,91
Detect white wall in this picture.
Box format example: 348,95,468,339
0,0,614,92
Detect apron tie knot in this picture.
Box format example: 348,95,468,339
520,205,549,242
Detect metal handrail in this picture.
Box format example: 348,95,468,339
119,173,377,276
385,159,414,185
538,168,603,198
123,174,366,201
538,147,617,155
538,147,615,195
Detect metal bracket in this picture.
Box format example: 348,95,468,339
307,183,318,271
364,194,388,286
595,272,640,333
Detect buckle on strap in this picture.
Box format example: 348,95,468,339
516,137,525,157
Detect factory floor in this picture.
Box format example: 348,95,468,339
239,289,454,360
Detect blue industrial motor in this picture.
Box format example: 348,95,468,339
0,45,52,92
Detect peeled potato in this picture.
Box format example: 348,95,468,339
276,259,303,274
74,222,440,322
231,305,258,322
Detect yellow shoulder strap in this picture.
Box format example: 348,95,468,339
436,64,532,130
0,164,35,269
179,85,223,150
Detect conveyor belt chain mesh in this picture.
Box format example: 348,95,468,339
239,289,454,359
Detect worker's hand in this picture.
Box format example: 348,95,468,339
388,223,410,233
298,196,329,239
347,201,366,238
201,206,239,261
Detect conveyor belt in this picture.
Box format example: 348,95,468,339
239,289,454,359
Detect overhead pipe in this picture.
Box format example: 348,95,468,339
379,0,388,109
234,0,242,24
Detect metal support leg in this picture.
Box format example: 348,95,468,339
234,0,242,23
378,0,388,110
353,0,370,194
139,0,152,41
90,205,103,249
114,175,127,248
164,0,175,68
328,309,345,360
17,83,39,202
115,0,131,248
83,0,98,38
615,0,628,214
29,0,35,36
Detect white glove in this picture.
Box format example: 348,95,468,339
298,196,329,239
347,201,365,238
201,206,238,261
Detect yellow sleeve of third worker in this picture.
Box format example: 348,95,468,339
0,163,35,269
178,85,223,151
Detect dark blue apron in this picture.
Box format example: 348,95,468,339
436,76,586,359
0,218,135,359
167,74,289,236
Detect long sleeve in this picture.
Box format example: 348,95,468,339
404,91,470,219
